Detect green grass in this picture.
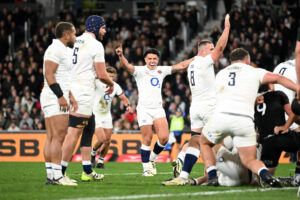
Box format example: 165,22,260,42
0,162,298,200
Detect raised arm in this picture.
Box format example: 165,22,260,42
116,46,135,74
211,14,230,63
171,57,194,73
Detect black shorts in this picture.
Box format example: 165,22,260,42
260,130,300,168
80,115,95,147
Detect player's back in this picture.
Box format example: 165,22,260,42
187,55,216,107
71,32,105,86
273,59,296,103
215,63,267,118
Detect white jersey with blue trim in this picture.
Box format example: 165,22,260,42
93,80,123,115
214,63,268,118
187,54,216,108
273,59,296,103
133,65,172,109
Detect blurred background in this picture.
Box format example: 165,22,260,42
0,0,299,132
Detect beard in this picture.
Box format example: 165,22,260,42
67,41,74,48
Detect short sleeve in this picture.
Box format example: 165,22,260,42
94,42,105,63
256,68,268,83
44,46,60,64
205,54,214,65
115,83,123,96
161,66,172,77
133,66,142,76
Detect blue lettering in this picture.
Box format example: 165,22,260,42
150,78,160,88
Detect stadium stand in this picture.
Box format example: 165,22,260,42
0,0,298,131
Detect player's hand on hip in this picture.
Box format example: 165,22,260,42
70,96,78,112
105,84,114,94
58,96,69,112
224,14,230,28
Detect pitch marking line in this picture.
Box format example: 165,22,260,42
62,187,296,200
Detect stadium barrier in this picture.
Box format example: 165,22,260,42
0,131,292,163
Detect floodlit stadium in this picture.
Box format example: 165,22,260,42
0,0,300,199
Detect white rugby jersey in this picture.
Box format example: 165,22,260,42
214,63,267,118
71,32,105,88
187,54,216,107
133,65,172,108
42,39,72,94
273,59,296,103
93,80,123,114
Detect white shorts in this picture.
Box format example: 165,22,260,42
189,104,214,129
136,106,166,127
203,112,256,147
40,89,69,118
71,83,95,116
94,111,113,129
216,146,250,186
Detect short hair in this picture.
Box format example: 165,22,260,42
198,40,213,50
106,66,117,74
229,48,250,62
55,22,74,38
143,48,160,58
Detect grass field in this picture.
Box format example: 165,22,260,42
0,162,298,200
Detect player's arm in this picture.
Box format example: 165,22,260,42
171,57,194,73
262,72,298,92
296,28,300,98
44,60,68,111
274,103,295,134
69,91,78,112
95,62,114,94
116,46,135,74
210,14,230,63
118,93,133,113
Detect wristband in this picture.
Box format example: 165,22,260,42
49,83,63,98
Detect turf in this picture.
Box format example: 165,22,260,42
0,162,298,200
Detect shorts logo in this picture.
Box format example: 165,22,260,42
76,120,88,128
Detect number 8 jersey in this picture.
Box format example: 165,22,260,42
215,63,268,118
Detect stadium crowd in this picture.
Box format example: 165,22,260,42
0,0,298,131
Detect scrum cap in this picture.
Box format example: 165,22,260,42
85,15,106,35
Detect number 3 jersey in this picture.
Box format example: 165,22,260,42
93,80,123,115
254,91,289,142
187,54,216,108
133,65,172,109
214,63,268,118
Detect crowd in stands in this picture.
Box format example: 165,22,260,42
0,0,298,131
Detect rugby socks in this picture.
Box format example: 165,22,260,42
91,148,97,156
150,141,165,161
180,147,200,179
258,167,270,181
52,163,63,180
97,157,104,164
177,151,186,163
141,144,151,163
45,162,53,180
82,160,93,174
206,165,217,180
61,160,69,175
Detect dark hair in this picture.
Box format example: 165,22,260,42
106,66,117,74
229,48,250,62
55,22,74,38
198,40,213,49
143,48,160,58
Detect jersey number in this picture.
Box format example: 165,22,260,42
228,72,236,86
279,67,287,75
72,47,79,64
190,71,195,86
